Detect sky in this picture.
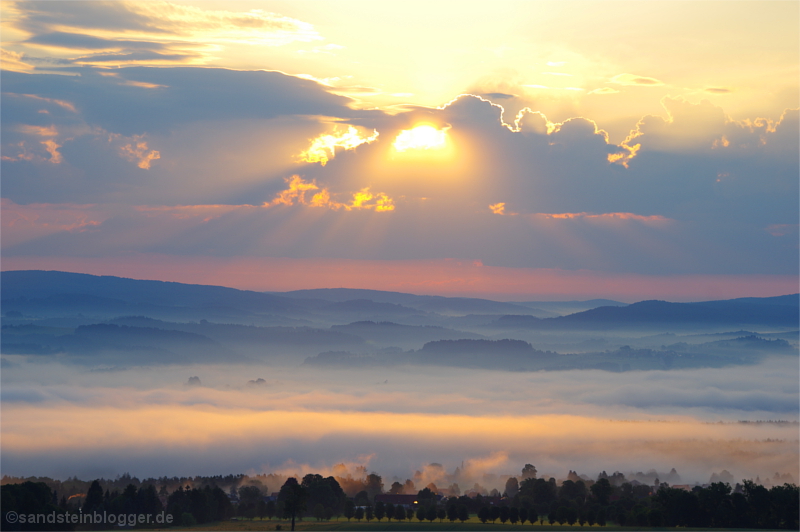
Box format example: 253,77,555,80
1,1,799,486
2,0,799,300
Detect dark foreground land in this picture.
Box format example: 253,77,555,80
159,519,785,531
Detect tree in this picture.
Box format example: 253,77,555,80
312,503,325,521
83,480,104,513
365,505,373,522
354,490,370,507
519,506,528,524
265,500,276,520
478,506,489,523
591,477,613,505
389,481,404,494
278,478,307,532
343,500,355,521
447,504,458,522
416,487,436,507
597,507,607,527
437,507,446,522
374,501,385,521
528,506,539,525
238,485,262,519
521,464,537,479
505,477,520,498
365,474,384,502
257,499,267,520
458,505,469,522
301,474,346,516
416,506,426,522
354,507,364,522
426,505,437,522
489,505,500,523
385,502,395,521
499,505,509,524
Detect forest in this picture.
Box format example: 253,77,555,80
2,466,798,531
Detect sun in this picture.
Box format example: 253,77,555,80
393,125,449,152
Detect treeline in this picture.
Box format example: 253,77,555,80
2,472,797,530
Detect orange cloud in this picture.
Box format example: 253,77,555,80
15,94,77,112
1,199,107,247
489,203,517,215
40,139,62,164
610,73,664,86
135,204,253,222
265,175,394,212
18,124,58,137
110,133,161,169
536,212,671,223
1,141,35,162
489,203,506,214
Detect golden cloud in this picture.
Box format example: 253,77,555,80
265,175,394,212
299,126,379,166
0,48,34,72
610,73,664,86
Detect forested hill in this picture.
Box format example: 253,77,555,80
493,296,799,329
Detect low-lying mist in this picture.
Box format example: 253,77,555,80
2,355,797,487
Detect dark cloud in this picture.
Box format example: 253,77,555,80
26,31,169,51
481,92,517,100
74,51,200,64
1,67,359,135
18,1,162,34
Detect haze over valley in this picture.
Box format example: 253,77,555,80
2,271,797,487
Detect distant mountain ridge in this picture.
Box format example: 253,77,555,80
2,270,797,329
493,296,799,329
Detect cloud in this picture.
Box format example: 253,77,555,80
40,139,62,163
0,199,108,247
489,203,507,215
535,212,672,223
12,1,322,67
610,73,665,86
264,175,394,212
588,87,620,95
1,48,35,72
111,133,161,169
11,93,77,113
1,72,797,278
299,126,379,166
705,87,733,94
1,67,357,136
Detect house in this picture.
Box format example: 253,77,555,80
374,494,419,508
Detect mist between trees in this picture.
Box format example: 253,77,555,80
2,464,797,530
